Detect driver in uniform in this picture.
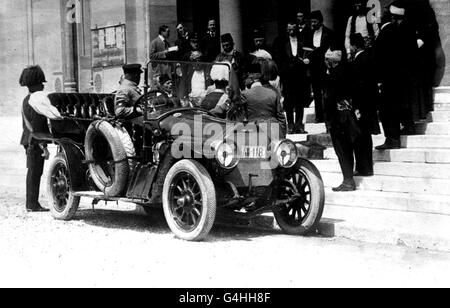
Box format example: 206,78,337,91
114,64,144,120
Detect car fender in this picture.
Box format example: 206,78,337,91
56,140,89,191
296,158,323,181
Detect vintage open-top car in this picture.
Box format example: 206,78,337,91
41,60,325,241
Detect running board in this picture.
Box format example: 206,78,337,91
73,191,149,205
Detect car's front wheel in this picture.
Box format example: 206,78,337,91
273,159,325,235
46,154,81,221
162,160,217,241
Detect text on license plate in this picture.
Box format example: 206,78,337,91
242,146,267,159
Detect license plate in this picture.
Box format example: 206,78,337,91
242,146,267,159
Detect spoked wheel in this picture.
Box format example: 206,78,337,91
274,159,325,235
163,160,216,241
47,154,80,220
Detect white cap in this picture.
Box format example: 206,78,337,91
390,5,405,16
210,62,230,82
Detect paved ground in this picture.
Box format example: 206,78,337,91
1,185,450,288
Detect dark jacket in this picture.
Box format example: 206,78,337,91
201,33,221,62
241,83,287,137
277,35,311,105
350,50,381,135
114,79,142,119
308,26,335,81
20,94,50,146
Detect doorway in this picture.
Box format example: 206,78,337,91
177,0,220,37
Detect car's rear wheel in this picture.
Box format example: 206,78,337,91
47,154,80,221
273,159,325,235
162,160,216,241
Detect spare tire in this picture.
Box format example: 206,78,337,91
85,121,135,197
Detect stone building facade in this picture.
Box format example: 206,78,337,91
0,0,449,115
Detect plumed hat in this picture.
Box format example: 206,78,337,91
210,62,230,82
221,33,234,43
309,10,323,22
390,0,406,16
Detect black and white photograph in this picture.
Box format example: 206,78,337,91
0,0,450,291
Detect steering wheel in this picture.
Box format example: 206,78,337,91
135,90,164,114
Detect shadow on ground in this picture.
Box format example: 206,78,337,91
72,207,289,243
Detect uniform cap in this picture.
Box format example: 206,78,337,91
122,64,143,74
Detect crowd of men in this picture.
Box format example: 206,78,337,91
145,0,445,192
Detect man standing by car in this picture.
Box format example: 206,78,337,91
19,65,62,212
114,64,144,120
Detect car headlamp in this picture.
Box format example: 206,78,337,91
214,141,239,170
274,140,298,168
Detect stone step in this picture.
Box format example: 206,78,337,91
308,134,386,148
401,135,450,148
416,122,450,135
319,204,450,252
435,103,450,111
320,171,450,195
434,92,450,104
324,188,450,216
434,87,450,94
427,111,450,122
324,148,450,164
304,123,327,135
303,107,316,124
312,159,450,180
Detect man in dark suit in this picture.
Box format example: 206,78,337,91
375,1,419,150
150,25,177,78
278,21,311,134
175,23,192,60
349,33,381,177
307,10,335,124
19,66,62,212
201,19,221,62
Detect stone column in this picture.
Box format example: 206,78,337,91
60,0,78,93
219,0,243,51
431,0,450,86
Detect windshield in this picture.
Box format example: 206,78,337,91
146,60,232,108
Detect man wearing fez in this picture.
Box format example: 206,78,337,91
216,33,245,95
19,65,62,212
250,29,273,60
114,64,144,120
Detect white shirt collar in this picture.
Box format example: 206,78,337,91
159,35,165,42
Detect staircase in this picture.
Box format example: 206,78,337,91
290,88,450,251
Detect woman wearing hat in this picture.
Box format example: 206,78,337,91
201,63,231,118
